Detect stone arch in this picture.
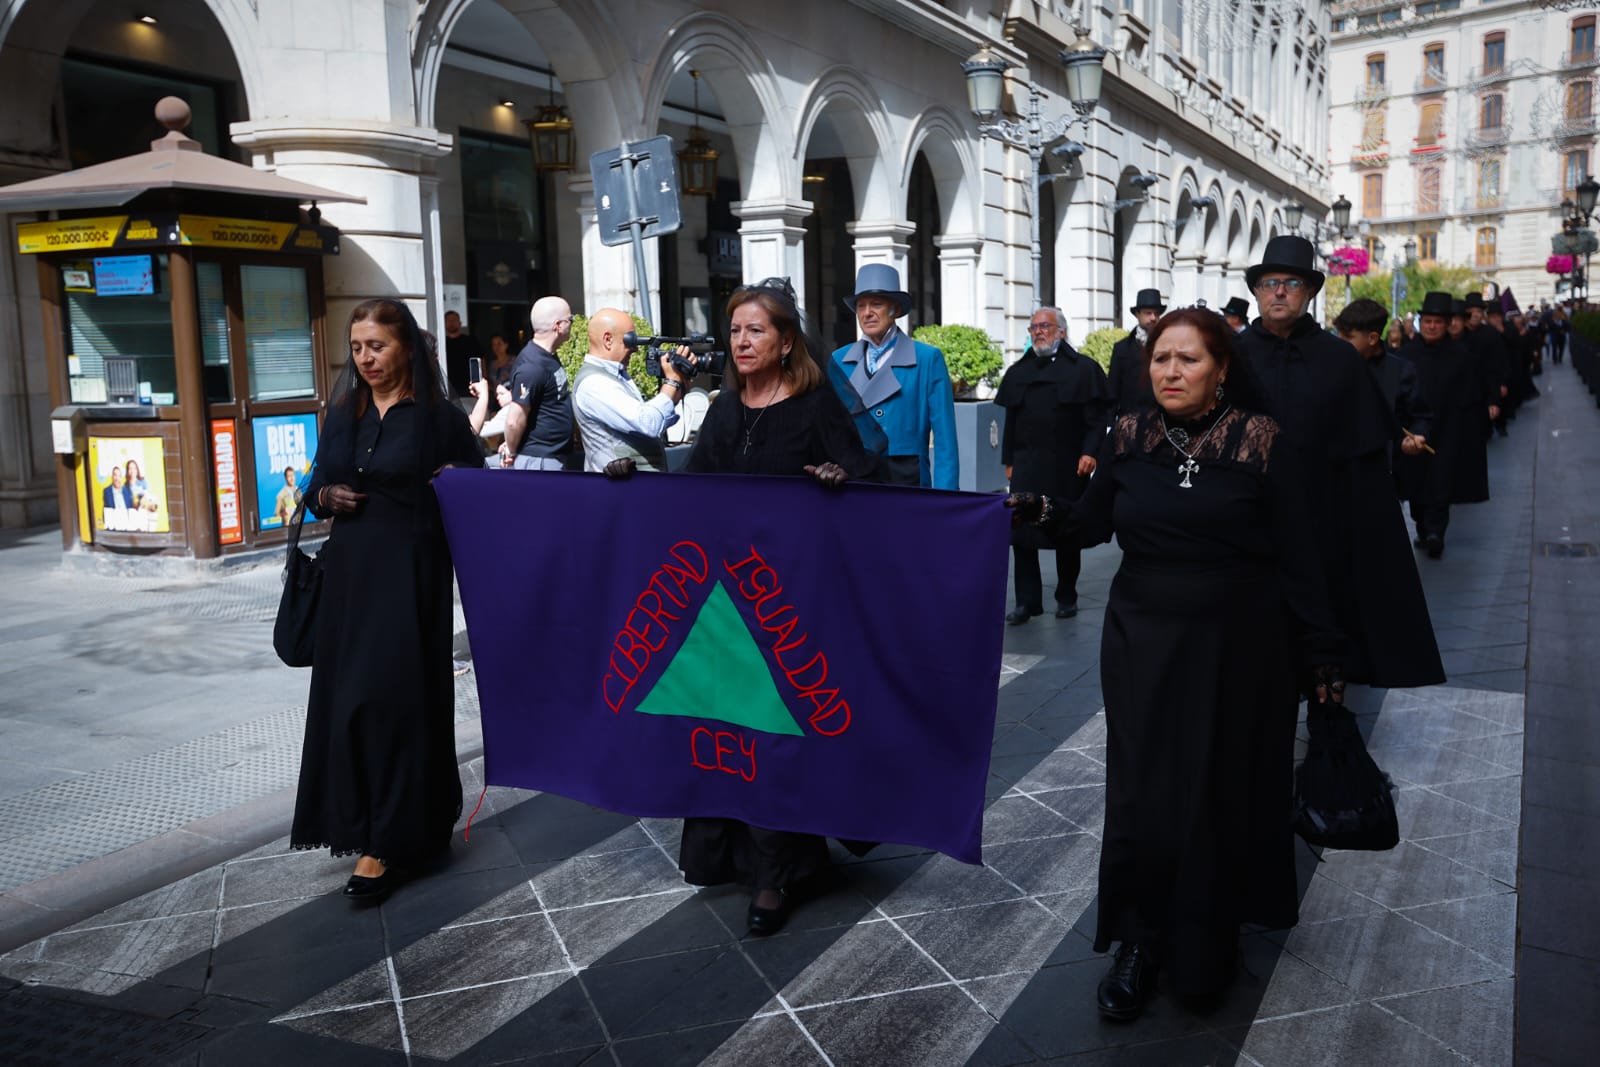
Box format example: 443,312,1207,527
1226,192,1249,266
0,0,260,161
900,106,978,236
1201,180,1227,261
639,11,791,203
794,65,896,219
1173,168,1203,256
412,0,635,155
1248,201,1267,263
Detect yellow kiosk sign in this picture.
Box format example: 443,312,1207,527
18,214,338,255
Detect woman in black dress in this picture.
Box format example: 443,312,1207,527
297,299,484,903
1010,307,1346,1018
678,278,880,935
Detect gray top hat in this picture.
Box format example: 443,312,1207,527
844,263,912,317
1245,235,1326,293
1130,288,1166,315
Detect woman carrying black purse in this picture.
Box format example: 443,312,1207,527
292,299,483,904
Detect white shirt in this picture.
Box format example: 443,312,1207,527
572,354,681,472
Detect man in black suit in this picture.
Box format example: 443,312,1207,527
1106,288,1164,416
1222,296,1250,333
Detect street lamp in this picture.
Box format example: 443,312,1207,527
1283,201,1304,232
961,25,1109,300
1389,238,1417,323
1331,194,1353,236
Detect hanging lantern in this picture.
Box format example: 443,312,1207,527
677,70,720,198
525,72,574,173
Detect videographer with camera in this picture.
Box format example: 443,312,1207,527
573,308,699,473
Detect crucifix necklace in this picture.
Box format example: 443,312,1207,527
740,376,784,455
1160,406,1230,488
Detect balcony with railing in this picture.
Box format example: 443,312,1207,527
1557,111,1598,139
1411,194,1451,221
1561,49,1598,71
1416,68,1449,93
1471,190,1505,212
1355,81,1390,103
1468,64,1511,88
1469,123,1511,147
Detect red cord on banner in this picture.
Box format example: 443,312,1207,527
463,783,487,841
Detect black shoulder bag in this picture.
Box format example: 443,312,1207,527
272,491,323,668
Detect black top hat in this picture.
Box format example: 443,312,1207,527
1245,235,1325,293
1223,297,1250,319
1130,288,1166,314
1462,292,1485,310
1450,299,1467,317
1418,291,1454,317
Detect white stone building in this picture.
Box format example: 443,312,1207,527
1328,0,1597,301
0,0,1331,535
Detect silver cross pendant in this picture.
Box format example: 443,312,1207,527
1178,458,1198,488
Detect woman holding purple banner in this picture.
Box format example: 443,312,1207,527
1008,307,1347,1019
668,277,882,935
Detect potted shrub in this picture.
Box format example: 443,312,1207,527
1078,327,1129,375
913,323,1005,491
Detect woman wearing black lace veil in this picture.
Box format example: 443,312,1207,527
295,299,484,902
1009,307,1346,1019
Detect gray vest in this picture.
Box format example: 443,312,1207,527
573,360,670,472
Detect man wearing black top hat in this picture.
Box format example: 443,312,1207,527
1106,288,1164,415
1237,235,1444,688
1396,291,1493,559
1222,296,1250,333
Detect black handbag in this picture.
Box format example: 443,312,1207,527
1293,700,1400,851
272,494,322,668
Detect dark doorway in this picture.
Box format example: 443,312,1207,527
802,157,857,350
906,153,942,328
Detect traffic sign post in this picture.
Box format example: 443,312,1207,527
590,136,683,323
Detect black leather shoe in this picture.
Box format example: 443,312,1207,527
1055,603,1078,619
344,868,399,904
1097,943,1159,1021
747,890,788,936
1005,608,1043,626
1425,537,1444,560
1412,531,1429,548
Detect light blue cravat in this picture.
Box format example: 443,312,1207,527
865,331,898,375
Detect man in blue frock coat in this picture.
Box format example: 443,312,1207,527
830,264,958,489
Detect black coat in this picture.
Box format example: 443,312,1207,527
997,345,1110,549
1106,332,1154,415
1237,316,1444,688
1397,335,1491,505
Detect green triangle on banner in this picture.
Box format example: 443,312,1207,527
634,579,804,736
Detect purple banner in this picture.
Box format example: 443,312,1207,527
434,468,1011,864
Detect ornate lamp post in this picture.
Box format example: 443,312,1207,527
961,26,1109,299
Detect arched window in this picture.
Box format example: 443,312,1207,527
1417,163,1442,214
1366,52,1386,88
1567,80,1595,120
1478,159,1502,207
1362,172,1384,217
1422,43,1446,88
1573,17,1596,64
1482,32,1505,75
1475,227,1497,267
1567,148,1592,199
1481,94,1504,129
1418,100,1445,146
1362,106,1387,147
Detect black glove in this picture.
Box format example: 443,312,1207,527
1311,663,1347,706
603,457,637,480
1004,492,1044,526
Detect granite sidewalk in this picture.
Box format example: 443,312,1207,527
0,360,1594,1064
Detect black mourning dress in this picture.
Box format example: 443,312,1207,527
295,397,483,864
1055,408,1343,997
678,383,879,890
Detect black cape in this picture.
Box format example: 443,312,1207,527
1396,335,1491,505
996,345,1110,548
1237,316,1444,688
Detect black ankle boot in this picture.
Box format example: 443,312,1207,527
1097,943,1159,1021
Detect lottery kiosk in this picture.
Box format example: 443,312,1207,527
0,98,363,561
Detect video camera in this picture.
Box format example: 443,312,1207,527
623,331,725,379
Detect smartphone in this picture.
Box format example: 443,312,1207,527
468,357,483,383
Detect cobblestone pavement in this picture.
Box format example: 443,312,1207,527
0,362,1591,1064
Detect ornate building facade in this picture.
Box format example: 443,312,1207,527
0,0,1330,531
1328,0,1597,299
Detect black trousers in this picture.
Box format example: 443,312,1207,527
1013,545,1081,613
1409,497,1450,542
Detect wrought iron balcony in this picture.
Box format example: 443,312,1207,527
1467,64,1511,88
1560,50,1598,71
1355,81,1390,103
1557,112,1598,139
1415,69,1449,93
1469,123,1511,146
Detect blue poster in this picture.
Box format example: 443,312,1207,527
253,413,318,530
